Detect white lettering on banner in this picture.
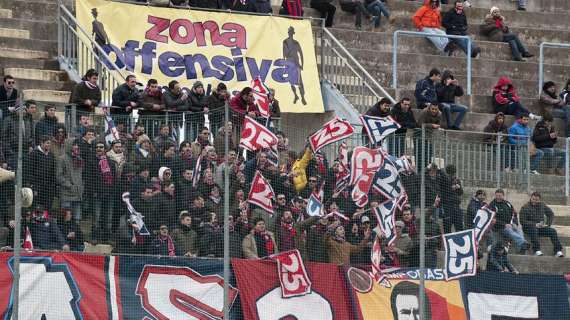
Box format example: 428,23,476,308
373,201,397,246
256,287,333,320
349,147,383,185
240,116,277,152
373,163,403,200
360,115,401,144
447,235,474,275
467,293,539,320
443,229,477,280
247,171,275,213
5,257,82,319
473,206,495,243
136,265,238,320
278,253,310,295
309,117,354,152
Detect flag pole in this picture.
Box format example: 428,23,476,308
12,104,24,320
223,102,231,319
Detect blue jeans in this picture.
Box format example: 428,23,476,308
539,148,565,169
503,33,528,60
367,0,390,27
421,28,450,52
503,226,526,250
440,103,468,128
550,105,570,137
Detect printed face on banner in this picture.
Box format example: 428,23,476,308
373,201,397,246
240,116,278,152
473,206,495,243
309,117,355,152
443,230,477,281
75,0,324,113
247,171,275,213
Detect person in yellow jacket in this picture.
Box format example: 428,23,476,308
291,146,313,193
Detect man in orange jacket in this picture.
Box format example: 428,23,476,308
412,0,452,54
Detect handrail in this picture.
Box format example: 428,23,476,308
321,28,396,104
538,41,570,96
392,30,472,96
58,2,126,82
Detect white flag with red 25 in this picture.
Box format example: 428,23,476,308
247,171,275,213
308,117,354,152
240,116,278,152
349,147,384,207
251,77,271,118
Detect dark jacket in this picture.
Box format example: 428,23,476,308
520,201,554,227
480,14,507,42
188,0,221,8
70,82,101,112
189,86,208,112
0,85,18,113
442,8,468,35
483,113,508,143
414,77,438,108
24,147,57,201
57,144,84,203
111,83,141,114
3,111,35,151
59,219,84,251
163,89,190,111
307,224,329,263
206,90,227,110
84,155,117,197
171,224,198,256
486,244,515,272
34,115,59,143
364,102,391,117
532,120,556,149
29,217,66,250
489,199,515,231
391,102,417,134
436,72,464,103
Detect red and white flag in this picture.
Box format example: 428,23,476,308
240,116,278,152
268,250,312,298
308,117,354,152
370,236,391,288
247,171,275,213
350,147,384,207
251,77,271,118
23,226,33,251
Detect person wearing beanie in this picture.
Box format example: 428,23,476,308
189,80,209,113
480,6,533,61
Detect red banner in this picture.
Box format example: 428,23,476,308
308,117,354,152
239,116,278,152
232,259,356,320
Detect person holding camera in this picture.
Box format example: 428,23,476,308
493,76,541,120
480,6,533,61
436,70,468,130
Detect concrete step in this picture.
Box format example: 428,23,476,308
0,36,57,54
4,67,67,82
0,56,59,71
0,0,58,22
0,27,28,39
550,205,570,217
0,8,10,19
0,18,57,40
0,47,48,59
0,77,73,92
22,89,70,104
508,254,568,274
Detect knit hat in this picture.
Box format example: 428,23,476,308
192,81,204,90
490,6,500,14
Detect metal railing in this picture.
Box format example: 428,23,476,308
317,28,396,112
392,30,472,96
538,41,570,96
57,1,126,106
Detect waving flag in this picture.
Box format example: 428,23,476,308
248,171,275,213
372,200,397,246
122,192,150,237
350,147,384,207
103,107,120,145
360,115,401,145
309,117,355,152
443,229,477,281
372,157,405,200
333,142,351,196
192,154,203,188
370,236,391,288
306,194,323,217
268,250,312,298
240,116,278,152
473,205,496,243
251,77,271,118
22,227,33,251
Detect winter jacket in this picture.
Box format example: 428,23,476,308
532,120,556,149
364,102,391,117
325,233,366,265
442,7,468,35
163,89,190,111
70,81,101,112
487,244,515,272
0,85,18,113
200,223,223,257
206,90,227,111
520,201,554,227
171,224,198,255
111,83,141,115
539,91,565,116
84,155,117,196
436,71,464,103
415,77,438,108
480,14,507,42
307,224,329,262
59,219,84,251
275,216,319,259
140,89,165,115
413,0,443,29
34,115,59,144
189,87,208,112
3,112,35,152
418,108,442,127
242,231,278,259
29,217,66,250
489,199,515,231
465,197,486,228
292,147,313,192
391,102,418,134
483,113,508,142
24,147,57,202
493,77,520,113
57,145,84,203
507,121,530,145
229,93,257,115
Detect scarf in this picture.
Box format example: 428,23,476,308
494,17,503,29
279,221,297,251
98,156,114,186
331,225,346,242
404,219,417,237
254,230,274,257
84,80,99,90
158,234,176,256
209,195,221,204
71,148,84,168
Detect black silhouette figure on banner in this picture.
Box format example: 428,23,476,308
283,26,306,105
390,281,432,320
91,8,109,48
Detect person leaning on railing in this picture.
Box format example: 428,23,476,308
140,78,165,115
111,74,142,115
70,69,101,113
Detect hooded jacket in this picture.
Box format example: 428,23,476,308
532,120,556,149
483,113,508,142
493,76,520,112
413,0,442,30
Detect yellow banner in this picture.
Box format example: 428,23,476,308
75,0,323,113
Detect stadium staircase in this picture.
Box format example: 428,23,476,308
0,0,568,271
